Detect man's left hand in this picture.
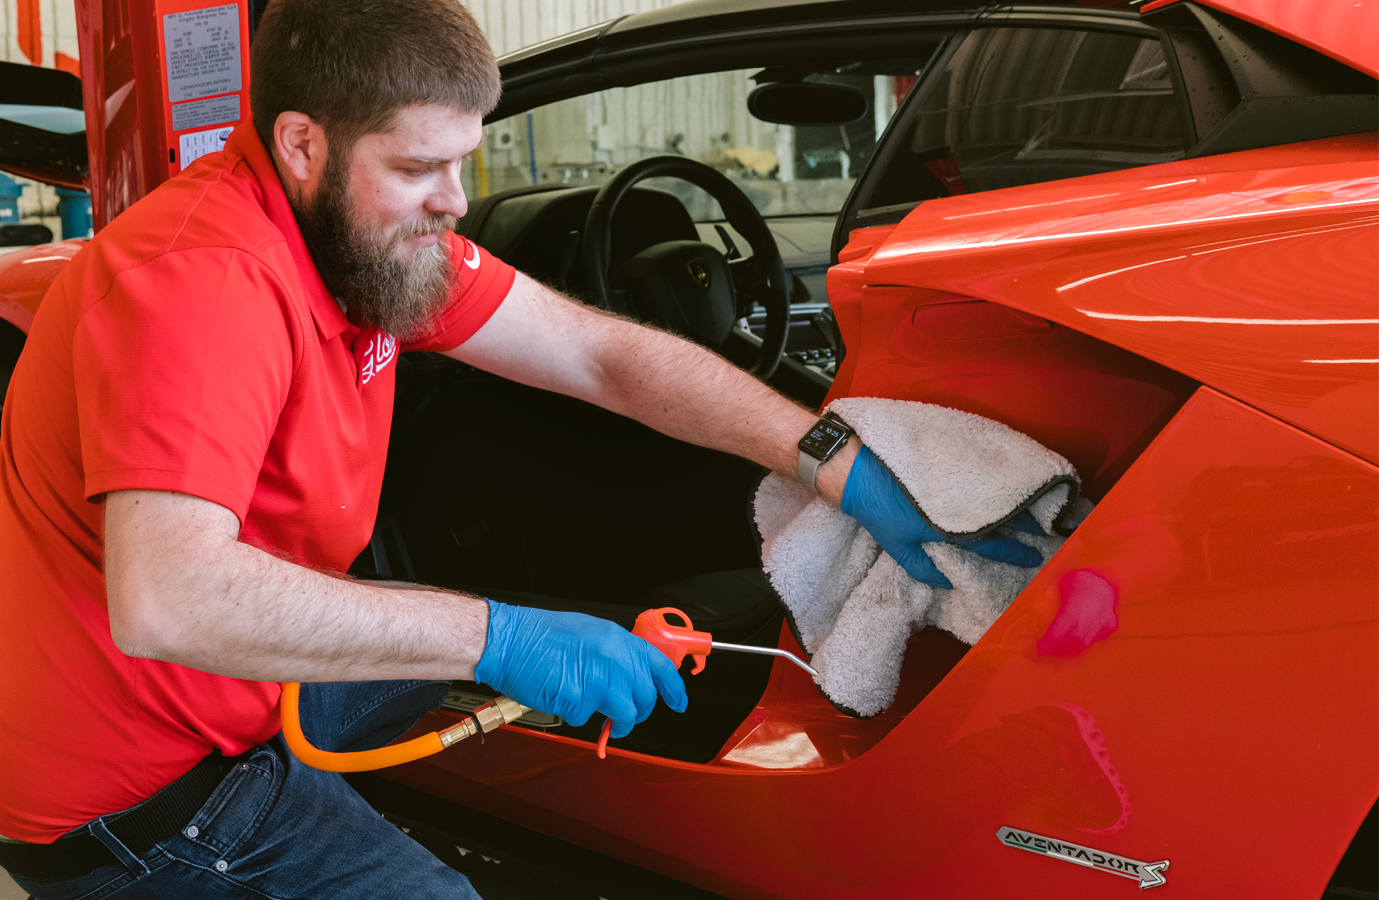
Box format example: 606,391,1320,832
840,444,1043,588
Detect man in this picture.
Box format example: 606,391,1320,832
0,1,1038,897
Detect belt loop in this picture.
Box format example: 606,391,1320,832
89,818,150,877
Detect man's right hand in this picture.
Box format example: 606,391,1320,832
475,600,688,738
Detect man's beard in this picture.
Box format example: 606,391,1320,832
293,152,456,342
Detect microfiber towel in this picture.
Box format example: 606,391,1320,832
754,397,1090,717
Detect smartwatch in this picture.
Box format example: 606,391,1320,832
797,411,854,491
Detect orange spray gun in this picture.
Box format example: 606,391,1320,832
594,607,818,759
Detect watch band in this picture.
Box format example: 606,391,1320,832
799,448,826,492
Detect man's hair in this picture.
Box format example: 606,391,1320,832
250,0,501,156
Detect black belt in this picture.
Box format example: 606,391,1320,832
0,750,245,880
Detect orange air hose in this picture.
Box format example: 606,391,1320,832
280,681,529,772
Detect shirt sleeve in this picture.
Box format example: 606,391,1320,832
406,234,516,353
74,249,297,523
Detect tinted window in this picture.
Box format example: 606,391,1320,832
862,27,1185,213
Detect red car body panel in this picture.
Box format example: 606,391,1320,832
0,242,84,333
1143,0,1379,78
0,0,1374,897
859,133,1379,464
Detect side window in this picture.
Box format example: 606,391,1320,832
858,27,1186,216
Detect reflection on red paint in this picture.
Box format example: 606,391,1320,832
1037,568,1119,657
1271,190,1333,204
1051,701,1133,835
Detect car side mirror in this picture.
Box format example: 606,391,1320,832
747,82,868,126
0,60,88,190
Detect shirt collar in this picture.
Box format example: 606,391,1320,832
226,127,355,343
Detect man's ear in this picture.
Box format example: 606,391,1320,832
272,111,327,190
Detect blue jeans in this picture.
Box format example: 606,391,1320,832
7,680,479,900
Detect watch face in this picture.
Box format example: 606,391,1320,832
799,419,850,459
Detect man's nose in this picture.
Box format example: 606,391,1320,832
427,163,468,220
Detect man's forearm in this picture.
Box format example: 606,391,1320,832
452,273,859,502
590,314,859,504
595,317,806,469
104,490,489,682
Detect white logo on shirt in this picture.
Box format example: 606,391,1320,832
463,239,481,270
360,332,398,384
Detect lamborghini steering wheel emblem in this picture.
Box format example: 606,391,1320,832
996,827,1169,889
687,258,712,290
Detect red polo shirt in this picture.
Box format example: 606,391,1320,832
0,127,515,842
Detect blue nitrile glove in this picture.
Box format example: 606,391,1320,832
840,444,1043,589
475,600,688,738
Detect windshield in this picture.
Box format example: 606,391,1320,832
471,66,923,222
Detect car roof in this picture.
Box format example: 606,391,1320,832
601,0,1065,37
498,0,1128,67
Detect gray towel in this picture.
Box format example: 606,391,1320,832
754,397,1090,717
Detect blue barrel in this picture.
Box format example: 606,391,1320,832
56,187,92,240
0,174,21,228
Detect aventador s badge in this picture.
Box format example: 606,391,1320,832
687,258,711,290
996,827,1169,890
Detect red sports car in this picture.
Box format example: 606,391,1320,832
0,0,1373,897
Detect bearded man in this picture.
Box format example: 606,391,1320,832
0,0,1038,896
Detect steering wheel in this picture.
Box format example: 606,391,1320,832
581,156,790,379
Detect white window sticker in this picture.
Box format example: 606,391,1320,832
171,94,240,132
179,126,234,170
163,4,242,103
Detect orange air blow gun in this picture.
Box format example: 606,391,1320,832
594,607,818,759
